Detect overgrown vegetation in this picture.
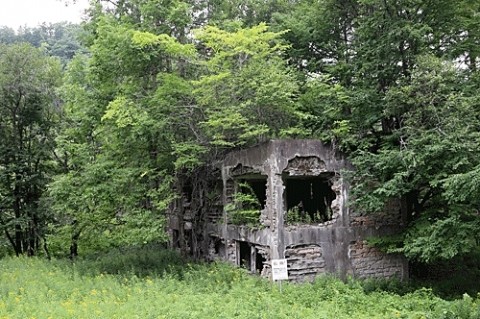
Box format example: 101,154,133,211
226,182,262,226
285,206,333,225
0,248,479,319
0,0,479,282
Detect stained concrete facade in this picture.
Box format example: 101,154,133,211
169,139,408,281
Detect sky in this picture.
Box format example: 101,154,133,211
0,0,90,30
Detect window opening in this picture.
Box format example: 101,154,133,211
182,182,193,202
284,174,336,224
213,237,224,256
184,229,193,254
227,177,266,225
239,178,267,209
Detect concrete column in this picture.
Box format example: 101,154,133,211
250,245,256,273
235,241,240,266
271,173,285,260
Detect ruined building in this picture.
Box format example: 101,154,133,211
168,139,408,281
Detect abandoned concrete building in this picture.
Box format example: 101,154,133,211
168,139,408,281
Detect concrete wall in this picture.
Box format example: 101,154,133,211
182,139,408,281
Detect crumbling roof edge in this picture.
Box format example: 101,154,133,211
223,139,353,172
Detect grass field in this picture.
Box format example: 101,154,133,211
0,247,479,319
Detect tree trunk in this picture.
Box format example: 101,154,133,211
70,222,81,260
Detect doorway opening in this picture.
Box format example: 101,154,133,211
238,241,251,269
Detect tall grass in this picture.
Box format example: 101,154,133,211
0,247,479,319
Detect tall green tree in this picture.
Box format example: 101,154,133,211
352,56,480,262
0,43,62,256
47,13,196,256
47,0,302,255
279,0,480,262
193,23,299,148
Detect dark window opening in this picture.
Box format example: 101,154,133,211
239,241,251,269
184,229,193,254
255,248,266,273
182,183,193,202
239,178,267,210
284,175,336,224
212,237,224,256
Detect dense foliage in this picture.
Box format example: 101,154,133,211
0,43,62,256
0,0,479,267
276,0,480,263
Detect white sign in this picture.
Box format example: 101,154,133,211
271,258,288,281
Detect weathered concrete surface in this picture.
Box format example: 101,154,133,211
285,244,326,282
174,139,408,281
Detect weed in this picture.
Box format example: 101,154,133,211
0,249,479,318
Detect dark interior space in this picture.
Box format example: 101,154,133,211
212,237,224,256
255,248,266,273
184,229,193,254
284,175,336,223
182,181,193,202
240,178,267,209
239,241,251,269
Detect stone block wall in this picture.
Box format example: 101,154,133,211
349,199,405,228
225,239,237,264
348,240,406,279
285,244,326,282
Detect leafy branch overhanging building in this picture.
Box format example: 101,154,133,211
168,139,408,281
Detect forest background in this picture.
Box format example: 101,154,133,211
0,0,479,282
